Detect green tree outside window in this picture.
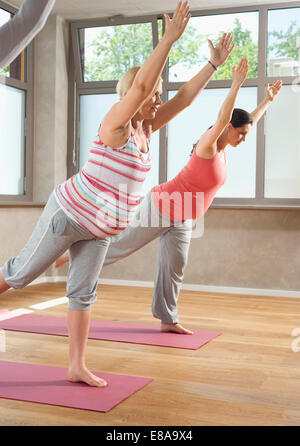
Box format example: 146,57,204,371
83,17,296,82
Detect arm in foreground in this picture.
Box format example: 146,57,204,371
0,0,56,70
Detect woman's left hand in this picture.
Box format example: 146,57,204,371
266,80,282,102
208,33,234,68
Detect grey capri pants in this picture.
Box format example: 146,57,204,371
103,192,193,324
2,192,111,310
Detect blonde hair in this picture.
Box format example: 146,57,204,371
116,66,163,99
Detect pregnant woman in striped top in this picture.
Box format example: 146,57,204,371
0,1,234,386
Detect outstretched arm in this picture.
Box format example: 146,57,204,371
151,33,234,132
100,0,190,144
195,58,249,159
0,0,55,70
250,80,282,127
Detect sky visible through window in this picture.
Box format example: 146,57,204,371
0,8,11,77
268,7,300,57
0,8,10,26
267,8,300,76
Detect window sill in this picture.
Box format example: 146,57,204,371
0,202,45,208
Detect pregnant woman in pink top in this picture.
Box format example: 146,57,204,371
56,61,282,334
104,61,282,333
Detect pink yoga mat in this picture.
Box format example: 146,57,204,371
0,361,152,412
0,314,221,349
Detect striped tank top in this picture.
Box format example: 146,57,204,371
55,130,152,238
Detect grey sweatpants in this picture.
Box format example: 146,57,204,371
104,192,193,324
2,192,110,310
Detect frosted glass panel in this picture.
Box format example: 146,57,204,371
79,94,118,167
0,84,25,195
167,87,257,198
265,85,300,198
79,94,159,194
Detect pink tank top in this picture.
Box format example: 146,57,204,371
151,149,227,222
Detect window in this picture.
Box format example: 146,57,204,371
70,3,300,209
267,7,300,77
167,9,261,203
169,11,259,82
264,6,300,201
167,87,257,198
80,23,154,82
264,85,300,198
0,84,26,195
0,2,33,202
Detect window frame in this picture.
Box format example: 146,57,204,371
0,0,34,204
68,15,160,178
69,1,300,209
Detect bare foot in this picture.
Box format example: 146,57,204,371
160,323,193,335
55,251,69,268
68,366,107,387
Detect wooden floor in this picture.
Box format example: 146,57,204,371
0,282,300,426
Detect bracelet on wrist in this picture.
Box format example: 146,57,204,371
208,60,218,71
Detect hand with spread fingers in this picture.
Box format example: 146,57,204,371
208,33,235,68
163,0,191,43
265,80,282,102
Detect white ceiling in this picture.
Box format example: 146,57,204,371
6,0,290,20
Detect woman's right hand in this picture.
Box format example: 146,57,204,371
163,1,191,44
232,58,248,87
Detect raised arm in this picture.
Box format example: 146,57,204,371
100,1,190,145
195,58,248,159
150,33,234,132
250,80,282,127
0,0,55,70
